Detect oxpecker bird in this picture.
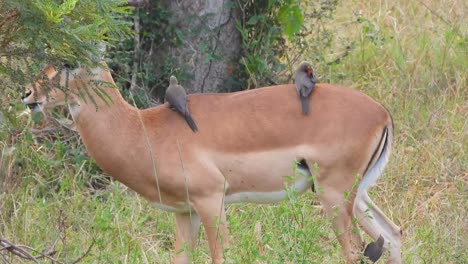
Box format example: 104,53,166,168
362,235,385,263
165,76,199,132
294,61,317,115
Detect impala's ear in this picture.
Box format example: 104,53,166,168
43,65,59,80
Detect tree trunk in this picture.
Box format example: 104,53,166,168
158,0,242,93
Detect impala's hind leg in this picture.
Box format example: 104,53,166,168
316,169,364,264
319,191,363,263
174,212,201,264
192,194,229,264
355,192,402,264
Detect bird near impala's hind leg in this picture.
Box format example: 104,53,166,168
174,212,201,264
362,235,385,263
192,194,229,264
355,192,402,264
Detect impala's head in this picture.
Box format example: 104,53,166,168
21,65,71,112
22,63,121,115
22,64,110,113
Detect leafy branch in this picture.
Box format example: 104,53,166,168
0,0,133,89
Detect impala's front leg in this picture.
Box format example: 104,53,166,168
174,212,201,264
192,194,229,264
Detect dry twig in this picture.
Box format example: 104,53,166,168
0,11,18,29
0,237,95,264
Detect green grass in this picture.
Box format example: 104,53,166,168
1,0,467,263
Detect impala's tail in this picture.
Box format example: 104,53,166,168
357,121,393,196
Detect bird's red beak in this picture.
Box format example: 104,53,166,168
307,68,312,76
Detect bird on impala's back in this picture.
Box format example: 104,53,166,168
165,75,199,132
294,61,317,115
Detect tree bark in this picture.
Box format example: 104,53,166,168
127,0,148,7
158,0,242,93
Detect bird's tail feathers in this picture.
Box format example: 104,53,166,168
301,97,309,115
184,113,199,132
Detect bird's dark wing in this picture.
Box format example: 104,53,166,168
165,86,187,114
362,236,385,263
299,75,315,98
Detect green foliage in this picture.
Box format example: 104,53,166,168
0,0,132,88
34,0,79,23
236,0,342,89
108,3,181,106
278,2,304,38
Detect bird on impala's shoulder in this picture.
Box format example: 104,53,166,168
165,75,199,132
294,61,317,115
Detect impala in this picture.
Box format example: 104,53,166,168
21,64,402,263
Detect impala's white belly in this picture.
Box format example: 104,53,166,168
152,168,312,213
216,146,316,204
152,202,186,212
153,146,317,213
224,165,312,204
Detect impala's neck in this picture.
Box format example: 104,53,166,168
70,87,137,132
68,68,156,199
66,67,135,123
69,67,141,144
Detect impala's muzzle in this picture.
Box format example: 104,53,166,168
25,102,41,110
23,101,43,112
21,90,44,112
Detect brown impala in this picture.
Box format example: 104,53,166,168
22,64,402,263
